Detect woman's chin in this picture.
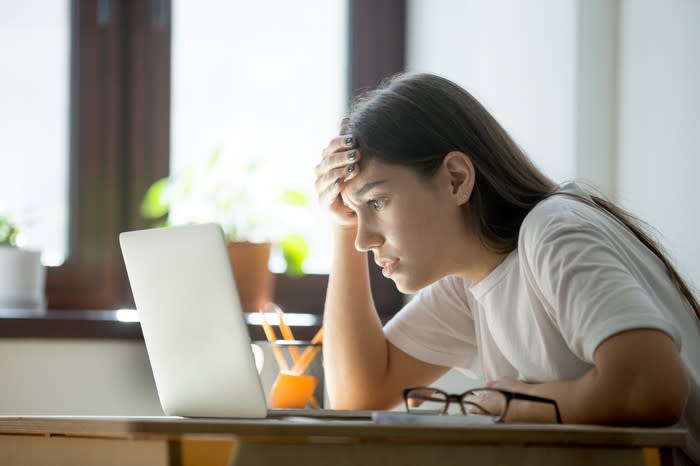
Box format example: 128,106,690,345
391,274,425,295
391,269,445,294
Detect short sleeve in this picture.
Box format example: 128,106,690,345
384,275,480,376
519,204,682,363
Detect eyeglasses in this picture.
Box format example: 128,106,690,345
403,386,562,424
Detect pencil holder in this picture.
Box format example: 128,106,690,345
256,340,324,409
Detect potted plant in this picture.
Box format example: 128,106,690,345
140,147,310,312
0,214,46,312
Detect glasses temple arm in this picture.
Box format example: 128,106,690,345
509,392,563,424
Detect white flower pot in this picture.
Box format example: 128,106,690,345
0,246,46,312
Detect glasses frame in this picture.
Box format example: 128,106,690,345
402,386,562,424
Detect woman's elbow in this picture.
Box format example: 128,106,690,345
628,366,689,426
643,383,688,426
593,329,688,426
632,396,686,426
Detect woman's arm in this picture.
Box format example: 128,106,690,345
490,328,688,425
512,202,689,424
316,134,448,409
323,225,385,408
324,227,449,409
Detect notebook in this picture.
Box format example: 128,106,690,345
119,223,371,420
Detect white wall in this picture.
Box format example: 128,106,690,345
408,0,700,286
407,0,578,183
616,0,700,285
0,339,163,415
575,0,619,197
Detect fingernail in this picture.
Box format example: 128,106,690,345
344,136,353,146
348,150,357,161
347,163,356,173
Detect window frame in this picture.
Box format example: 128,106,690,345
46,0,171,310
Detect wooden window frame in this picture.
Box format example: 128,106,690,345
46,0,406,319
46,0,170,310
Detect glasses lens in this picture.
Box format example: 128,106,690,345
405,388,448,414
462,389,507,421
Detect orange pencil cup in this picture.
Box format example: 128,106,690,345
261,340,324,409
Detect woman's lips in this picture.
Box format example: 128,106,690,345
378,259,399,277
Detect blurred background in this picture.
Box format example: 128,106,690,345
1,0,698,315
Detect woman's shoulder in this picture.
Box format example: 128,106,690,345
522,181,588,225
519,182,610,249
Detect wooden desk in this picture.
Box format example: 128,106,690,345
0,416,686,466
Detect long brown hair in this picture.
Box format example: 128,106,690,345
345,72,700,322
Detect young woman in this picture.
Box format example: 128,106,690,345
314,73,699,463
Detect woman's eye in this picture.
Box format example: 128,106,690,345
368,199,386,211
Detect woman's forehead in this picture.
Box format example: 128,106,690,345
353,158,407,181
343,159,426,200
345,159,396,191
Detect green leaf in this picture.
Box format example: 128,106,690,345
207,146,222,170
280,190,308,207
281,233,308,277
0,216,19,246
225,226,239,242
140,177,171,219
182,169,195,196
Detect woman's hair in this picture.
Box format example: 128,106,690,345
345,72,700,322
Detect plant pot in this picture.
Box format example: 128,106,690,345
226,241,274,312
0,246,46,312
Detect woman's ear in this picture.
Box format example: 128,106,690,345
442,151,475,206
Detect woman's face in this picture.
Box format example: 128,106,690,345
340,158,471,293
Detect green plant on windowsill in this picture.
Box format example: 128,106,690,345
0,216,19,247
139,147,311,278
0,213,46,312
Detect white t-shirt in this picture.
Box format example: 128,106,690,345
385,182,700,464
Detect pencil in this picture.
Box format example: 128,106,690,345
269,303,300,362
268,304,321,408
258,309,288,371
295,327,323,408
291,326,323,374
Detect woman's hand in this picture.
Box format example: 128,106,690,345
486,376,531,393
483,376,553,422
314,133,362,230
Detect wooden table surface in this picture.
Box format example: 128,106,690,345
0,415,687,466
0,415,687,444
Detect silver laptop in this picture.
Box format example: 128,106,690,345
119,223,370,419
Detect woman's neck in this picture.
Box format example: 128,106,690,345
449,227,510,284
465,248,510,284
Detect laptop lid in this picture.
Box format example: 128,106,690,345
119,223,267,418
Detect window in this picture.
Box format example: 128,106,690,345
170,0,347,274
45,0,171,310
0,0,70,266
7,0,406,318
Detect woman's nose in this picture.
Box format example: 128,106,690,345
354,220,383,252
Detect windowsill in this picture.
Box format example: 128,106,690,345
0,309,322,341
0,309,145,339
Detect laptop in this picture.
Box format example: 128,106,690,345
119,223,371,419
